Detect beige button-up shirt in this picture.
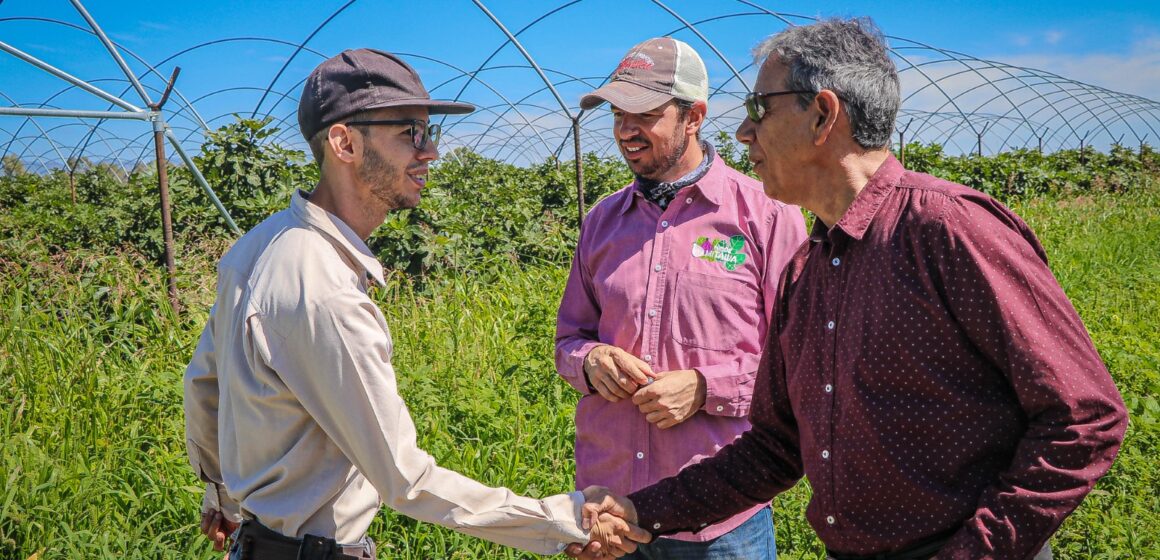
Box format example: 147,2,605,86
184,191,588,554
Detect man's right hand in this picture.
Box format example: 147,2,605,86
583,345,655,402
200,509,239,552
564,487,650,558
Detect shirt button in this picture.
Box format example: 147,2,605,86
654,264,663,272
648,309,657,317
653,523,662,530
826,320,835,330
716,405,724,412
643,354,652,362
685,197,693,204
826,515,836,525
831,257,840,266
825,384,833,393
822,450,830,459
636,452,645,459
661,220,670,228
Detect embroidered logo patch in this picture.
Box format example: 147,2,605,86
691,235,748,271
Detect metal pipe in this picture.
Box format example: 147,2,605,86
164,128,241,235
152,116,179,311
472,0,573,119
0,40,142,112
69,0,153,106
0,107,149,120
572,116,585,229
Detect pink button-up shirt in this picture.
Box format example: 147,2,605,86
555,155,806,541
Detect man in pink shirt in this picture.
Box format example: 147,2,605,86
555,37,807,558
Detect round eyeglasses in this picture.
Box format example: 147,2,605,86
743,90,814,122
344,119,442,150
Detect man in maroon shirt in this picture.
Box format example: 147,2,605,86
576,17,1127,560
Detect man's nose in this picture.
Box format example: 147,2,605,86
736,118,756,145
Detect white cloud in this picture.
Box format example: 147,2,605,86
1043,30,1065,45
993,36,1160,99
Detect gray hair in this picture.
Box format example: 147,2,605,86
752,18,900,149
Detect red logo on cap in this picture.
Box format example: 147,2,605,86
614,52,654,76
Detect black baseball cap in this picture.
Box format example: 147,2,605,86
298,48,474,141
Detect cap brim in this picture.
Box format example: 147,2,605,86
360,98,476,115
425,99,476,115
580,81,673,113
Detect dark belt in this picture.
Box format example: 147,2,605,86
230,520,365,560
826,529,955,560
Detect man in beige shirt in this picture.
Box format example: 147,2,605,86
184,48,644,559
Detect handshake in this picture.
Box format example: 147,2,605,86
566,486,648,559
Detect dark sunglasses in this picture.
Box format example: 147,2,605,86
743,90,815,122
343,119,442,150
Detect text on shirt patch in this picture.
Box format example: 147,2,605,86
691,235,748,271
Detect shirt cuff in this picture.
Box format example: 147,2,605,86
201,482,242,522
561,342,604,394
695,364,752,417
541,491,590,553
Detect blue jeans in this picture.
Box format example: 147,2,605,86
625,506,776,560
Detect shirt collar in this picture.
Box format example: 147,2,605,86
616,151,728,216
827,154,904,241
290,190,386,285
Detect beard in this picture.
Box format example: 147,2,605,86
358,141,416,211
628,123,690,183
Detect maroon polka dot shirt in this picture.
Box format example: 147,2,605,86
629,155,1127,559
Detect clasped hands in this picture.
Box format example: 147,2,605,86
583,345,706,429
565,486,646,558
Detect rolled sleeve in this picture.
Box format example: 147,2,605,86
696,361,757,417
183,306,243,521
555,245,600,395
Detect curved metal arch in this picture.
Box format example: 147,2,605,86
962,56,1159,146
419,64,602,154
888,41,1044,147
649,1,750,92
15,119,135,165
0,16,211,128
1017,69,1160,144
900,63,1084,151
471,123,609,167
395,52,559,157
1050,91,1160,151
895,55,1084,149
12,121,136,174
0,95,72,168
1014,82,1151,149
992,79,1160,151
890,49,1108,150
439,0,583,124
63,78,209,171
0,133,54,172
471,0,574,120
250,0,359,118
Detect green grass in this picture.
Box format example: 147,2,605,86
1,184,1157,559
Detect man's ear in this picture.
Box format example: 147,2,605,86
327,123,358,164
686,100,708,136
812,90,842,146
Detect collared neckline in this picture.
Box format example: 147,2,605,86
290,190,386,286
821,154,904,242
616,152,728,216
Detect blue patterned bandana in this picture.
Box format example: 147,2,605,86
636,141,715,209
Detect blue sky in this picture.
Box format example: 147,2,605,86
2,0,1158,165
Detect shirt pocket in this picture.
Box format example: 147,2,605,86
670,270,758,351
